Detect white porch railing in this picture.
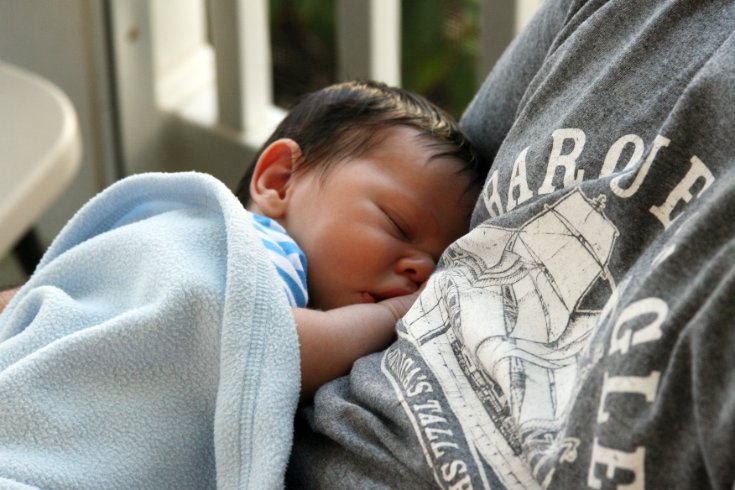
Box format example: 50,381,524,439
108,0,541,188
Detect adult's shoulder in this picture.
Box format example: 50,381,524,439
460,0,580,164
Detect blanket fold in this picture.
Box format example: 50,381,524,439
0,172,300,489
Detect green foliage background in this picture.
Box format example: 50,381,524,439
270,0,480,119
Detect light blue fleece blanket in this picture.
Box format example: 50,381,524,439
0,172,300,489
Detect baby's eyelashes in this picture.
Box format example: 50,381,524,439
381,206,412,241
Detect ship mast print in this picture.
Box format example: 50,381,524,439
406,189,618,459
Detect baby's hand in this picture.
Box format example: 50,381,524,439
377,291,420,323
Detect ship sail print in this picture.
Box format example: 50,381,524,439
397,189,619,486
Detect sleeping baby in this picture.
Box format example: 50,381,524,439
235,80,485,399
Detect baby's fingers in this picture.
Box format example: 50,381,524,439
378,292,420,322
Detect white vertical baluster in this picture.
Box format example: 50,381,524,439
209,0,273,132
108,0,165,175
337,0,400,85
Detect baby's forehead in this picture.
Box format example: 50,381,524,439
361,126,459,157
383,131,475,175
305,125,475,187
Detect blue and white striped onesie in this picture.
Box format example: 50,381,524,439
250,213,309,307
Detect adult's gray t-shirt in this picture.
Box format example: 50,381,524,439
288,0,735,488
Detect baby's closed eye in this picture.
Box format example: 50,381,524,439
381,206,412,241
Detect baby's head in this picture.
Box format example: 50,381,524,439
237,80,489,310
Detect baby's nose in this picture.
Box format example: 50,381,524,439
396,253,435,285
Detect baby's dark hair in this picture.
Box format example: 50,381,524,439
235,80,486,205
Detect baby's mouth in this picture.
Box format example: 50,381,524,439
361,289,410,304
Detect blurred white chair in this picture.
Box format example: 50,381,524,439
0,60,82,273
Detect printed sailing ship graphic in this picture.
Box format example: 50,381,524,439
402,189,619,484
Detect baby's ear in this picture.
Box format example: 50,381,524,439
249,138,302,219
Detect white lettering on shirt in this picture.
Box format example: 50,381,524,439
483,130,716,229
597,371,661,424
650,155,714,229
610,135,670,199
385,347,475,488
609,298,667,356
539,128,586,194
588,438,645,490
483,169,504,219
600,134,645,178
584,296,668,489
507,147,534,211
